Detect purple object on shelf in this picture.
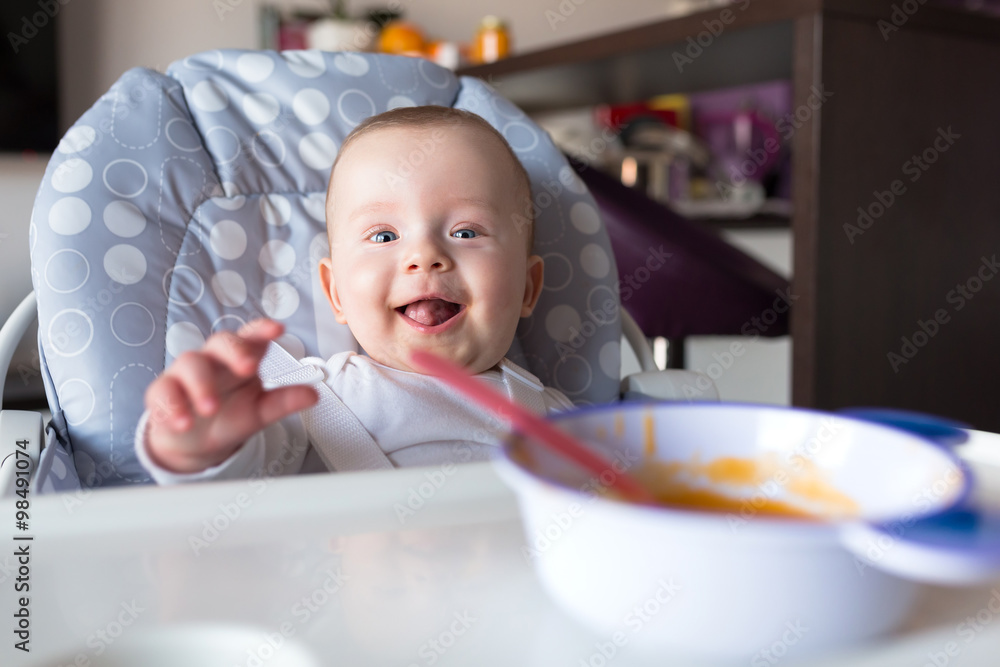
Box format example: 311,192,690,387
688,79,793,199
572,159,790,340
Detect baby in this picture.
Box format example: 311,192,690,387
136,106,573,482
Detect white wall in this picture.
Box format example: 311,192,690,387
58,0,694,125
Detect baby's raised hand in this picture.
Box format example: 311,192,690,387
143,319,318,473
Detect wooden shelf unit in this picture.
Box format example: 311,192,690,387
459,0,1000,431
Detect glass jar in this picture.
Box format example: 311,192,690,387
473,15,510,64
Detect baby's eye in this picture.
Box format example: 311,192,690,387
452,229,478,239
369,230,398,243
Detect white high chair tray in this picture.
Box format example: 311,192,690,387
6,431,1000,667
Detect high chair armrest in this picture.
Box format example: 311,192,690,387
0,410,43,497
621,369,720,402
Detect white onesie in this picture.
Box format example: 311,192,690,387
135,349,573,484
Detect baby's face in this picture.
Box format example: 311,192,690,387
320,124,543,374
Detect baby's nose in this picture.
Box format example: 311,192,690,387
405,238,452,272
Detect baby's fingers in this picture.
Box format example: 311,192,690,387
169,350,229,417
205,320,284,379
238,318,284,343
256,385,319,429
145,375,194,432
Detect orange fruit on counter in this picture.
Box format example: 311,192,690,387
378,21,425,55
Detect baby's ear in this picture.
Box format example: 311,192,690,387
318,257,348,324
520,255,545,317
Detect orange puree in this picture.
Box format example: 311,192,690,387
630,457,859,520
643,411,656,456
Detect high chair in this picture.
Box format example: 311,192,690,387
0,50,718,495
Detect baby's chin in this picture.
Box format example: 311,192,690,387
365,345,504,375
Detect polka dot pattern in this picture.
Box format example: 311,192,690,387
211,270,247,307
57,125,97,154
293,89,331,126
103,244,147,284
242,92,281,125
31,50,620,492
260,195,291,226
262,281,300,320
580,243,611,278
210,220,247,260
570,201,602,234
333,53,370,77
51,158,93,193
298,132,338,170
48,197,91,235
165,321,206,357
103,201,146,238
44,249,89,294
236,52,274,82
259,239,296,276
110,303,156,347
545,304,583,343
190,79,228,112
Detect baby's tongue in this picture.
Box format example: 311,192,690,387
403,299,459,326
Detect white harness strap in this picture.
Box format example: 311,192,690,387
259,343,393,472
258,345,550,472
498,358,548,416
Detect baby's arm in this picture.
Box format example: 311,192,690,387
142,319,318,474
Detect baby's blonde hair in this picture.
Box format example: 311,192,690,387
327,106,535,251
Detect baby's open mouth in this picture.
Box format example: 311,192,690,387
397,299,463,327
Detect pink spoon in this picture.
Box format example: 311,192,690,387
410,350,655,504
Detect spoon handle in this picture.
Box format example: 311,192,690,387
411,350,654,503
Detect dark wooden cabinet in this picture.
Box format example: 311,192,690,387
460,0,1000,430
